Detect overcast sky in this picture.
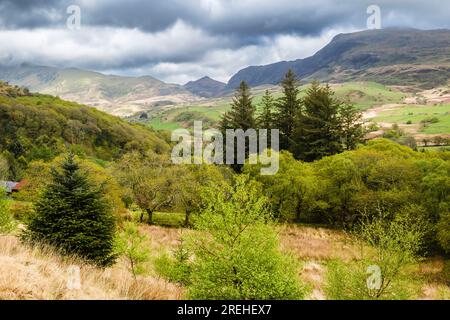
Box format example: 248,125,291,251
0,0,449,84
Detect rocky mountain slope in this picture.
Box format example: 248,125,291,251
227,28,450,89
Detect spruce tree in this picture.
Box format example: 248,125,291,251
220,81,256,131
257,89,275,129
339,103,364,150
273,69,302,152
295,81,343,161
24,153,116,266
219,81,256,171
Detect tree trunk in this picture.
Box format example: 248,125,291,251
184,210,191,227
146,208,154,224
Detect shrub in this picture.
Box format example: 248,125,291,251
325,210,427,300
0,188,14,234
186,175,307,300
155,237,192,286
116,222,150,278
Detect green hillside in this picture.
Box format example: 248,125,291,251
0,81,169,179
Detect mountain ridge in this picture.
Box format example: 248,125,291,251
226,28,450,89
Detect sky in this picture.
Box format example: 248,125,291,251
0,0,449,84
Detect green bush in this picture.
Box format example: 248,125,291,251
116,222,150,278
186,175,307,300
0,188,14,234
325,259,411,300
155,237,192,286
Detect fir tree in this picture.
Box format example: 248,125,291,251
219,81,256,171
339,103,364,150
273,69,302,152
295,81,343,161
257,89,275,129
220,81,256,131
24,153,116,266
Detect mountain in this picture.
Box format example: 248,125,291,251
0,64,200,116
0,81,169,178
227,28,450,89
183,76,226,98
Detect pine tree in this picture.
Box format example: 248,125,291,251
257,90,275,129
219,81,256,171
220,81,256,131
339,103,364,150
24,153,116,266
295,81,343,161
273,69,302,152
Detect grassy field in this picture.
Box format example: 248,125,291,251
371,104,450,135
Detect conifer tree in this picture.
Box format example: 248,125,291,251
219,81,256,171
339,103,364,150
24,153,116,266
295,81,343,161
273,69,302,152
220,81,256,131
257,90,275,129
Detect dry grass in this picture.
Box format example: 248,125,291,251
0,235,183,300
278,224,360,262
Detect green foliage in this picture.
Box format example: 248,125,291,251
23,154,117,267
339,103,364,150
257,89,275,129
295,81,343,161
187,175,307,300
220,81,256,131
116,222,150,278
155,236,192,286
113,151,177,224
326,210,426,300
0,188,14,234
0,82,168,180
273,69,302,152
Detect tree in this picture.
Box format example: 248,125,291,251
295,81,343,161
116,222,150,279
257,89,275,129
220,81,257,171
114,151,176,224
273,69,302,152
187,175,306,299
220,81,256,131
173,164,229,227
339,103,364,150
24,153,116,267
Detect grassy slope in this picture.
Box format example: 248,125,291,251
0,82,169,162
1,222,448,300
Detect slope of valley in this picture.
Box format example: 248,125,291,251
0,64,202,116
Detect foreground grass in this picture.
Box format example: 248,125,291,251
0,222,448,300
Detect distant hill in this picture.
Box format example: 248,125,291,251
183,76,226,98
0,81,169,178
0,64,201,116
227,28,450,89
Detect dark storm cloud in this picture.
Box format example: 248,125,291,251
0,0,449,83
1,0,449,36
